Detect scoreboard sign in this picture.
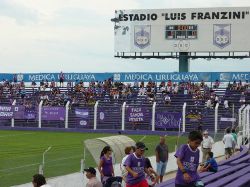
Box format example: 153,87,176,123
114,7,250,53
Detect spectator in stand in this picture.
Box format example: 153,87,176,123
84,167,102,187
98,146,114,184
200,80,205,88
223,128,235,159
201,130,214,163
50,79,55,88
244,80,249,89
138,85,145,96
59,71,64,87
32,174,51,187
232,80,237,90
213,79,220,89
224,99,229,109
164,94,171,105
206,98,212,109
239,92,246,106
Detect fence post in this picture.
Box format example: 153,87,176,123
38,100,43,128
94,101,99,130
122,102,126,131
242,106,248,138
152,102,156,131
65,101,70,129
11,100,16,128
246,105,250,148
215,103,219,133
238,105,245,128
182,102,186,133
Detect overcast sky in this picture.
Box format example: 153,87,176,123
0,0,249,73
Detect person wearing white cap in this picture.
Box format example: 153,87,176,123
201,130,214,163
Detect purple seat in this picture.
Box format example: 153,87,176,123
199,165,231,178
156,165,231,187
230,154,250,165
226,173,250,187
218,146,248,166
201,163,249,185
206,165,250,187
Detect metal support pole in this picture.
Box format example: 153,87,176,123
11,100,16,128
41,146,51,175
238,105,245,127
94,101,99,130
152,102,156,131
65,101,70,129
121,102,126,131
38,100,43,128
215,103,219,133
182,102,187,133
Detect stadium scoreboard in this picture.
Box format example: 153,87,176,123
113,7,250,53
166,25,198,40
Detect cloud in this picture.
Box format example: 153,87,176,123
0,0,249,73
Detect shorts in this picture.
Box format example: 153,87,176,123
126,179,148,187
225,148,232,156
156,161,167,176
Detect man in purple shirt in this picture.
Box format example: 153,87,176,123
175,131,204,187
124,142,151,187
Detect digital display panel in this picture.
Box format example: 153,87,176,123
166,25,198,40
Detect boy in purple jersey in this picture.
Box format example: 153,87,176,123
124,142,152,187
175,131,203,187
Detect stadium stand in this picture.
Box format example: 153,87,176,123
0,78,249,133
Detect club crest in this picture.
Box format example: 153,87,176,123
213,24,231,48
134,25,151,49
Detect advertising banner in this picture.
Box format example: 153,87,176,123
156,111,182,128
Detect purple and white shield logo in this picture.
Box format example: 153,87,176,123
213,24,231,48
134,25,151,49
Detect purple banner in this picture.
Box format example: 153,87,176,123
75,108,89,118
127,107,146,122
156,112,182,129
24,108,36,119
0,105,14,119
41,107,65,121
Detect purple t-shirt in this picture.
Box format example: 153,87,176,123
174,144,200,185
124,153,146,185
101,156,113,176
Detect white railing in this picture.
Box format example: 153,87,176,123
238,105,246,127
94,101,99,130
182,102,187,133
38,100,43,128
152,102,156,131
65,101,70,129
121,102,126,131
214,103,219,133
11,100,16,128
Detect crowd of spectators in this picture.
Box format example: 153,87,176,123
0,76,249,109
